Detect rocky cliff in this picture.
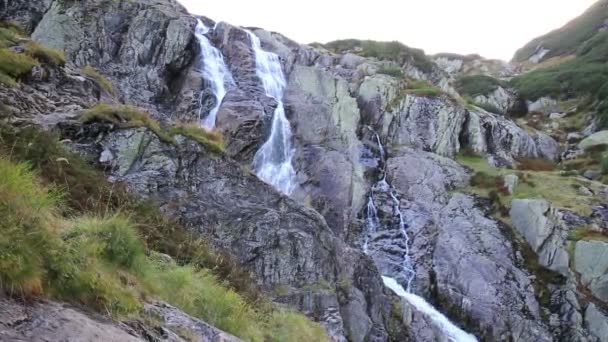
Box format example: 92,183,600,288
1,0,608,341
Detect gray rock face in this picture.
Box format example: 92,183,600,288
465,108,560,165
0,296,243,342
0,297,142,342
31,0,196,111
585,303,608,342
574,240,608,302
510,199,570,275
433,194,550,341
474,86,514,114
0,0,52,33
143,302,243,342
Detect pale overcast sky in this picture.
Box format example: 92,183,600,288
178,0,597,61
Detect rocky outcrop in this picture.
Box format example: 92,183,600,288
0,0,52,33
0,296,241,342
473,86,514,114
0,297,142,342
433,53,515,78
510,199,570,275
31,0,197,112
464,108,560,165
574,240,608,302
585,303,608,342
579,130,608,150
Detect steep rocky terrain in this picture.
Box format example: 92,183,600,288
0,0,608,341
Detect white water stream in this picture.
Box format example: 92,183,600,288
246,30,296,195
194,19,232,129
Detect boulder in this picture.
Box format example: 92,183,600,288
510,199,570,275
585,303,608,342
579,130,608,150
574,240,608,302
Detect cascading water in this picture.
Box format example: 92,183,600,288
246,30,296,195
363,128,477,342
194,19,233,129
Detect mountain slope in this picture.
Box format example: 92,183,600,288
1,0,608,341
513,0,608,64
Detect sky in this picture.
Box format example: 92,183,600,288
178,0,598,61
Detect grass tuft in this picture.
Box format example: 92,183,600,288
170,123,225,153
24,41,66,66
82,66,115,95
0,48,39,86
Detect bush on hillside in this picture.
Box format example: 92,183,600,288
377,66,404,78
0,152,328,341
455,75,504,97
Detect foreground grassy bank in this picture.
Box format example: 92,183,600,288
0,125,328,342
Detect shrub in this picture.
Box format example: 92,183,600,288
24,41,66,66
405,79,444,98
517,158,556,171
377,66,404,78
455,75,504,97
475,101,503,114
82,66,114,94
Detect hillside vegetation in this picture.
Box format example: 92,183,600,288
511,8,608,129
0,125,328,342
512,0,608,63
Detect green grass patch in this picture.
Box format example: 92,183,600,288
405,79,444,98
455,75,504,97
568,226,608,242
377,66,404,78
82,66,114,95
0,48,39,86
456,153,604,216
0,127,329,341
24,41,66,66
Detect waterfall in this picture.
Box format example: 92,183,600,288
194,19,232,129
363,128,477,342
246,29,296,195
